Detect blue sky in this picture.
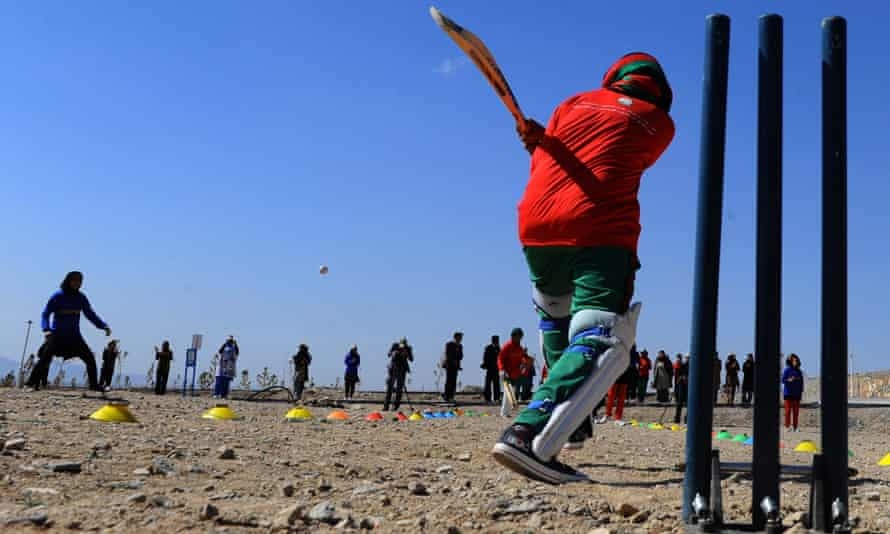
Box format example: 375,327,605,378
1,1,886,389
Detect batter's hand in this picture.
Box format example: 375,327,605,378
517,119,545,154
104,327,112,337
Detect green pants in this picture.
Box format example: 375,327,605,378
514,246,637,432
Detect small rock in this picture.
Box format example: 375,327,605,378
127,493,147,503
150,457,176,476
133,468,151,477
380,496,392,507
275,503,305,526
616,503,639,517
92,440,111,451
527,513,544,529
23,487,59,497
65,520,82,529
1,512,48,527
188,464,206,474
318,479,333,491
588,529,612,534
199,503,219,520
150,495,172,508
437,465,455,474
457,453,472,462
280,483,295,498
308,501,338,524
446,526,461,534
353,484,381,496
360,516,383,529
3,438,26,451
503,499,544,515
864,491,881,502
631,510,650,523
217,447,236,460
408,481,428,496
49,461,81,473
108,480,143,490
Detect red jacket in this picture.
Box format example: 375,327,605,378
638,355,651,377
497,340,524,381
517,87,674,252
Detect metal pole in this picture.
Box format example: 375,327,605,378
683,13,730,523
18,320,33,388
821,15,848,532
752,13,783,530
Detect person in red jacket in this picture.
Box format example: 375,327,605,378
636,349,651,402
491,52,675,484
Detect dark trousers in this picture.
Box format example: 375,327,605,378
28,334,98,390
155,365,170,395
384,371,406,410
443,368,458,401
214,376,232,398
483,371,500,403
674,383,688,423
344,374,357,398
742,388,753,405
99,359,115,388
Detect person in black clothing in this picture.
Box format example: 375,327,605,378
442,331,464,402
292,344,312,401
99,339,119,389
674,354,689,424
154,341,173,395
383,338,413,411
27,271,112,392
481,335,501,404
741,353,755,406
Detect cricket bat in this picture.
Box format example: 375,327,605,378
502,377,517,408
429,6,526,127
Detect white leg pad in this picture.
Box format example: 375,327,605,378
531,302,642,461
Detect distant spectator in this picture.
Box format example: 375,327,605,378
442,332,464,403
713,353,722,403
674,354,690,424
636,349,651,402
215,335,239,399
741,353,755,406
292,344,312,401
725,354,740,406
343,345,360,399
154,341,173,395
481,335,501,404
653,350,673,403
782,353,804,432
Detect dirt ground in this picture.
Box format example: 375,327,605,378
1,387,888,533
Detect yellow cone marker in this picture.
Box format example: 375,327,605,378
202,404,240,420
878,453,890,467
284,406,313,421
794,440,819,453
408,412,424,421
90,402,137,423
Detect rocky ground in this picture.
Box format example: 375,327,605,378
1,387,888,533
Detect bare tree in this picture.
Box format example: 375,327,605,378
145,362,156,388
239,370,251,390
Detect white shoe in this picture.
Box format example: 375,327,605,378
595,416,608,424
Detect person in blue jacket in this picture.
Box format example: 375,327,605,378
782,353,804,432
343,345,361,399
27,271,112,392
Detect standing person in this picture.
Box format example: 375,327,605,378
741,353,755,406
517,349,536,401
442,332,464,403
214,335,239,399
99,339,120,390
27,271,113,392
724,353,741,406
497,328,525,417
383,338,413,411
599,347,639,424
489,52,675,484
673,354,690,424
653,350,673,403
481,335,501,404
154,341,173,395
292,344,312,401
343,345,361,399
782,354,804,432
713,353,722,403
636,349,651,402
